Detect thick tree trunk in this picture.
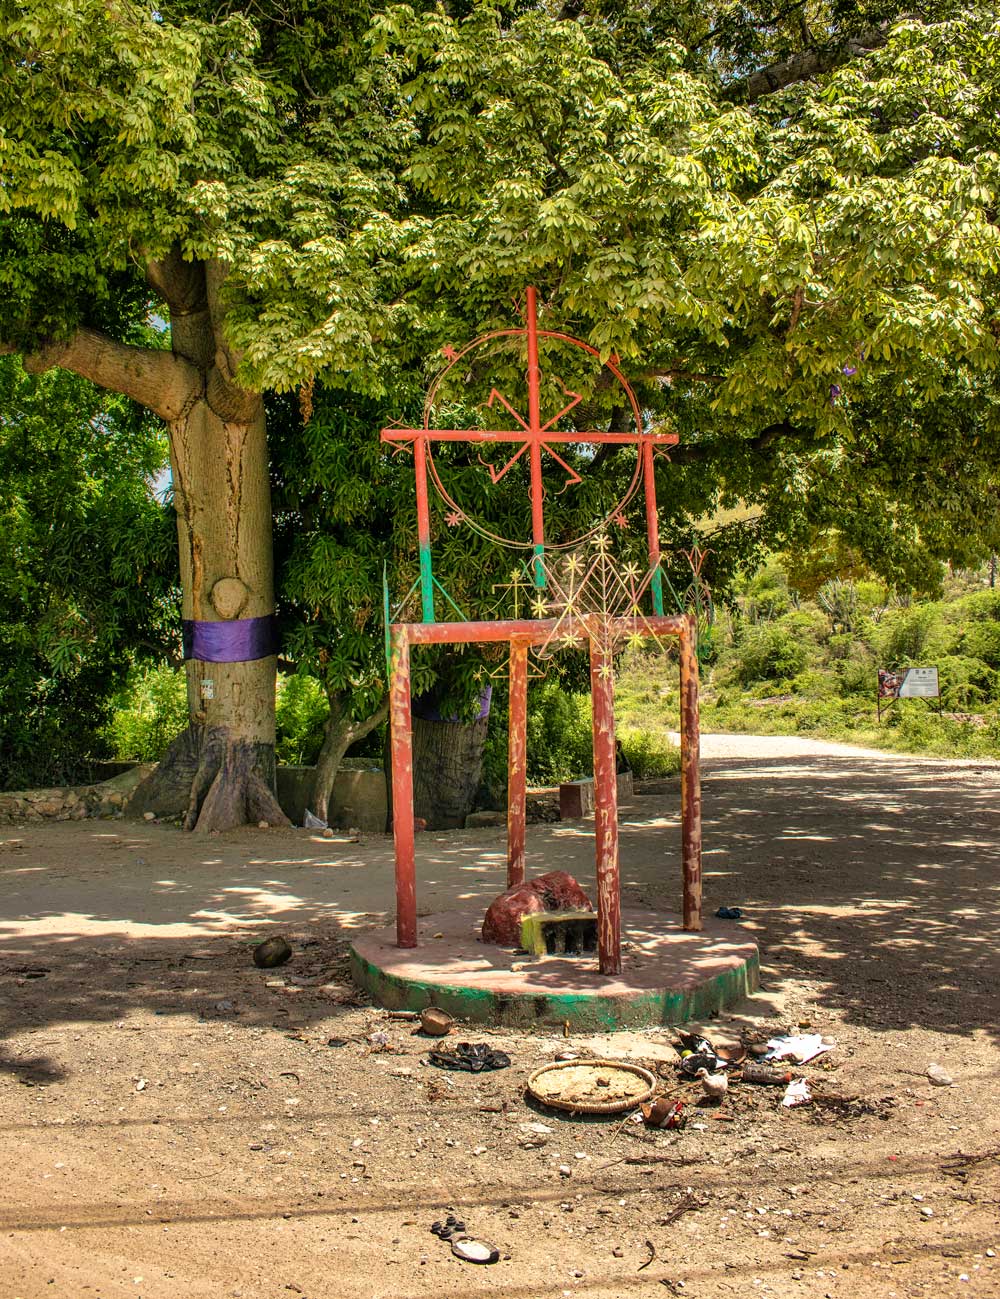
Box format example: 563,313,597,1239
130,395,288,831
309,693,388,824
411,716,489,830
11,252,288,832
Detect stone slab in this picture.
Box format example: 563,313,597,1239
350,908,759,1030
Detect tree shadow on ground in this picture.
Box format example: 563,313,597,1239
632,751,1000,1044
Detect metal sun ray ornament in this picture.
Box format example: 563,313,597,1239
380,288,704,979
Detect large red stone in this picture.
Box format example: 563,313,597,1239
482,871,594,947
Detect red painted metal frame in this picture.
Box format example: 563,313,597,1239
381,287,677,565
507,639,529,888
388,614,702,975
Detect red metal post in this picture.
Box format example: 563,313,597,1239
679,616,703,931
389,627,418,948
590,637,622,975
507,639,528,887
525,286,546,585
413,435,435,622
642,439,665,616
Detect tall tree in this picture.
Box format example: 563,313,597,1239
3,0,997,830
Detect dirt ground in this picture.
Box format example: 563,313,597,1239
0,735,997,1299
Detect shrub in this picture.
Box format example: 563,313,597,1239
275,673,329,766
871,604,945,665
619,727,681,779
102,663,187,762
726,611,822,685
525,682,594,783
935,655,994,710
957,622,1000,669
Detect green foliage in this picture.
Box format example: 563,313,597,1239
102,664,188,762
0,359,177,789
7,0,1000,790
524,682,595,785
725,611,824,686
274,674,330,767
618,727,681,779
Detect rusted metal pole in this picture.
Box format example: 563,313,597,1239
641,439,664,616
525,285,546,587
507,639,528,888
679,616,702,931
590,637,622,976
389,627,418,948
403,614,687,646
413,435,435,623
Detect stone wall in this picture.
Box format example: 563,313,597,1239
0,768,152,826
0,763,388,832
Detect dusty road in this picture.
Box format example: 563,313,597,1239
0,736,997,1298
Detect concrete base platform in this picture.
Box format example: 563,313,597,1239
350,910,759,1031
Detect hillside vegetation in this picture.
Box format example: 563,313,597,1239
618,562,1000,761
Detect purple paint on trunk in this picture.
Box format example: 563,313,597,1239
182,615,278,663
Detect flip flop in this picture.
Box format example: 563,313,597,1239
428,1042,511,1072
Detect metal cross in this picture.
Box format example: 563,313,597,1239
382,286,677,621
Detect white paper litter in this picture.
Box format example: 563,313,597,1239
781,1078,812,1107
763,1033,833,1064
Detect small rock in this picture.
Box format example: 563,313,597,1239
927,1063,953,1086
143,811,156,822
257,820,269,829
253,936,293,969
921,1207,934,1218
612,1247,624,1259
135,1078,147,1092
558,1165,571,1177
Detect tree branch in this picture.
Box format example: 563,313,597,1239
9,328,201,422
667,421,795,465
345,696,389,745
722,20,913,103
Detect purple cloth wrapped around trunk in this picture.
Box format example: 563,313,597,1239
182,615,278,663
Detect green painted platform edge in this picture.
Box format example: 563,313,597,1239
349,945,760,1031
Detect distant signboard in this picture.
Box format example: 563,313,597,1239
877,666,940,719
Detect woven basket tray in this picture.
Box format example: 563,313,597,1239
526,1058,657,1115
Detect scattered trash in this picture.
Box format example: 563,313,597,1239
674,1030,716,1056
431,1214,466,1240
782,1078,812,1107
673,1029,747,1076
419,1007,455,1037
430,1216,500,1264
763,1034,833,1065
368,1030,391,1048
714,906,742,920
451,1239,500,1265
303,809,327,830
253,936,292,969
527,1060,656,1115
638,1239,657,1271
740,1063,793,1086
641,1098,686,1130
429,1042,511,1073
927,1063,954,1087
679,1052,720,1077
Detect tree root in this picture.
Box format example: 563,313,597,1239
128,726,290,832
